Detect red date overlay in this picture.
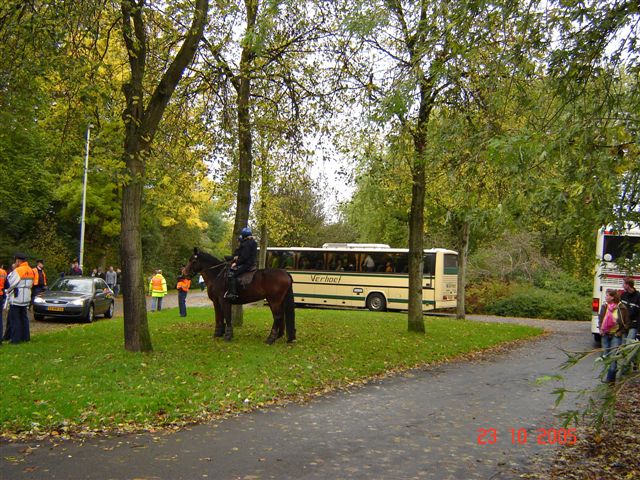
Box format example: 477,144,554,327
476,427,577,446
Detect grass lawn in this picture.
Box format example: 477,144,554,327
0,306,542,438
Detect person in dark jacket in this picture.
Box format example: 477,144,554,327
621,277,640,373
224,227,257,303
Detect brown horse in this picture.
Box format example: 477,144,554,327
184,248,296,344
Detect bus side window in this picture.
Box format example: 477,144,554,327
423,254,436,276
394,253,408,273
283,253,294,269
269,253,280,269
444,254,458,274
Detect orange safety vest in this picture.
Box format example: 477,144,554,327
151,275,164,291
16,261,35,281
32,267,47,287
177,278,191,292
0,267,6,294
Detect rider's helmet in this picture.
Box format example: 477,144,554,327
240,227,252,238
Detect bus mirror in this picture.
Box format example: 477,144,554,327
603,253,613,262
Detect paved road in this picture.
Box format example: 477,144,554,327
1,316,597,479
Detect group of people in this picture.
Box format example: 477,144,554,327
65,260,122,297
0,253,44,344
147,269,191,317
598,277,640,383
89,266,122,297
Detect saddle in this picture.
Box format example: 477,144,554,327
237,267,257,288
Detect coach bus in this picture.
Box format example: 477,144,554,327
265,243,458,312
591,225,640,345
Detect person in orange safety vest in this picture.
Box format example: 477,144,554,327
177,275,191,317
149,270,167,312
31,259,48,302
4,253,35,343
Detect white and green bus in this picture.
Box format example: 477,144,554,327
265,243,458,312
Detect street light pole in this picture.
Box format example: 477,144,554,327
79,124,93,273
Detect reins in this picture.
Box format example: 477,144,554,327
206,261,227,272
199,260,228,281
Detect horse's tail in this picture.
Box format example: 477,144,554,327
284,280,296,341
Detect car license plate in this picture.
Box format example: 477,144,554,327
47,306,64,312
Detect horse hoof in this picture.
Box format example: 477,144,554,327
287,337,297,344
213,331,224,338
224,334,233,342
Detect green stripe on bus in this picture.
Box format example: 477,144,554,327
293,293,436,306
288,270,436,280
294,281,435,290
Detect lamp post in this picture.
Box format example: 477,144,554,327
79,123,93,273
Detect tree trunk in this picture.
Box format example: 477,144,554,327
119,0,210,351
121,154,152,351
407,158,426,332
258,223,268,269
231,0,259,328
456,219,470,320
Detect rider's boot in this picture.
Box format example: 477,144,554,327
224,276,239,303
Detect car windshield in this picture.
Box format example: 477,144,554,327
50,278,93,294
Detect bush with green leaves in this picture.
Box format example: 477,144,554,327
532,270,592,297
485,287,590,321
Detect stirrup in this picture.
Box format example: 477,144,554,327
224,291,238,302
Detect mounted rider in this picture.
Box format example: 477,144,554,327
224,227,257,302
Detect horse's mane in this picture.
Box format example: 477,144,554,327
196,250,224,265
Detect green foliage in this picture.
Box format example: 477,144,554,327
465,279,520,314
27,215,73,277
548,342,640,432
0,306,541,437
532,270,592,297
485,287,591,321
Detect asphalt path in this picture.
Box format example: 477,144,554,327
1,314,598,480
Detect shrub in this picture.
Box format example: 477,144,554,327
532,270,592,297
465,279,518,314
484,288,590,321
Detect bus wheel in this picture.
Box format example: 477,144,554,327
366,293,387,312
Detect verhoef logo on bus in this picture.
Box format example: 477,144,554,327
311,274,342,284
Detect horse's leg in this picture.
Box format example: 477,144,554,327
265,299,285,345
212,298,224,338
284,286,296,343
222,301,233,341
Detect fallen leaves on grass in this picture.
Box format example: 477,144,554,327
537,379,640,480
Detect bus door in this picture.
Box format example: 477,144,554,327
422,253,436,308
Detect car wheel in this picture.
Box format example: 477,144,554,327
366,292,387,312
104,301,114,319
34,313,45,321
85,304,95,323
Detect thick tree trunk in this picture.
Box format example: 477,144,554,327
119,0,209,351
231,0,258,328
456,219,470,320
407,158,426,332
121,154,152,352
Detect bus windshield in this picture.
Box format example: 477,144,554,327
603,235,640,261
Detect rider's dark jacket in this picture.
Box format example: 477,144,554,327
232,236,257,275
